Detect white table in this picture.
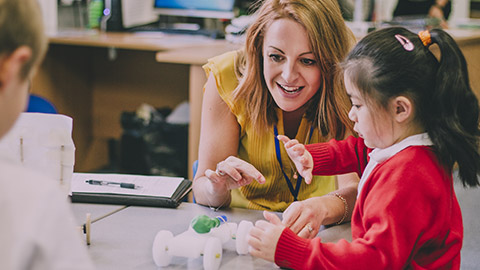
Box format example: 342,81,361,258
71,202,351,269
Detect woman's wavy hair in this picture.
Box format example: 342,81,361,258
232,0,355,139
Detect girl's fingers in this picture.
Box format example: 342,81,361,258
303,173,313,184
292,144,305,154
263,211,282,225
284,139,300,149
277,134,290,143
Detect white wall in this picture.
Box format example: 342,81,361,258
374,0,398,22
38,0,58,35
450,0,470,22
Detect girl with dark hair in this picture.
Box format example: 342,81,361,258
248,26,480,269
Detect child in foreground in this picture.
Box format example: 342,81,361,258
247,27,480,269
0,0,94,269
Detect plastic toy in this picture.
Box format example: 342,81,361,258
152,214,253,270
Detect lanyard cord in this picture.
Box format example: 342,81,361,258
273,125,314,201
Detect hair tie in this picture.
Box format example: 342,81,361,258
418,30,432,47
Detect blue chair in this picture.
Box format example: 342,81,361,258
26,94,57,114
191,160,198,203
193,160,199,178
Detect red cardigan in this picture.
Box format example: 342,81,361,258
274,136,463,269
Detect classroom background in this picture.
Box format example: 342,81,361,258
26,1,480,268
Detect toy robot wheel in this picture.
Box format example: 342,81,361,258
236,220,253,255
203,237,223,270
152,230,174,267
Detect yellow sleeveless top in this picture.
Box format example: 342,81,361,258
203,51,336,211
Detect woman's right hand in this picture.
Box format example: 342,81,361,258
204,156,266,192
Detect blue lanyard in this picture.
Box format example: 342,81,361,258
273,125,314,201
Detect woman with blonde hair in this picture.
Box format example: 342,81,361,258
193,0,359,237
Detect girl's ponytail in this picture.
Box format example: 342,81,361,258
426,29,480,187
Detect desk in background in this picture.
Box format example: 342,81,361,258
32,30,240,178
32,29,480,179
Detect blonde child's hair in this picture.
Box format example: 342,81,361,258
0,0,48,79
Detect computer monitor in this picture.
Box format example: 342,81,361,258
153,0,236,19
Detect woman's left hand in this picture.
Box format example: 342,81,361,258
281,197,327,239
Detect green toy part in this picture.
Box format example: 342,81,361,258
191,215,227,234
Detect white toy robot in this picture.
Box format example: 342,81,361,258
152,215,253,270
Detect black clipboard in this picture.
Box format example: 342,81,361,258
69,173,192,208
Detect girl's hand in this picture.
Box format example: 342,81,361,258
248,211,285,262
277,135,314,184
204,156,266,192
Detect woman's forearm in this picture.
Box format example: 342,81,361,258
325,172,359,224
323,186,357,225
192,176,232,208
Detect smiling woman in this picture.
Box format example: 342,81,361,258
262,19,321,121
192,0,359,238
